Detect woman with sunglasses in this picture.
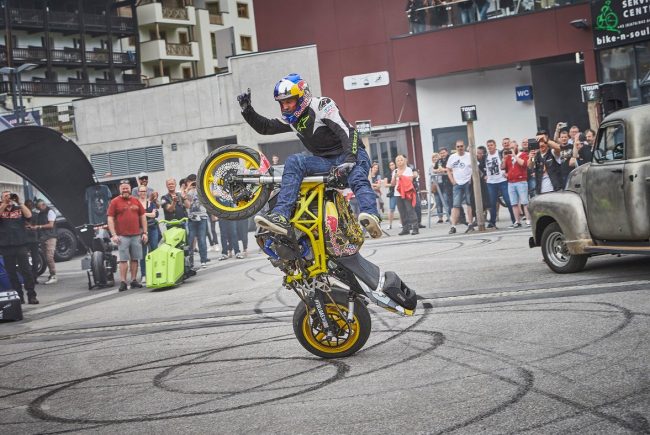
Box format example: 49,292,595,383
137,187,160,285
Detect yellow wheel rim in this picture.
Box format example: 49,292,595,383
201,151,264,212
301,304,360,354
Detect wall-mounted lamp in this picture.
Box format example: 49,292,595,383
570,19,590,30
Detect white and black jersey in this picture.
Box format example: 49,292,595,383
242,97,364,163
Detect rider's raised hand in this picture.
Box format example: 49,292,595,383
237,88,251,111
335,162,356,178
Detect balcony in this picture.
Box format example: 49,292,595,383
1,46,137,69
141,40,199,63
209,14,224,25
137,3,196,26
5,8,135,36
0,80,146,98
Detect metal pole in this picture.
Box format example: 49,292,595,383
9,71,18,117
467,121,485,231
16,70,24,125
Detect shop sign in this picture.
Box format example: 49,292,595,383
343,71,389,90
355,120,372,136
592,0,650,49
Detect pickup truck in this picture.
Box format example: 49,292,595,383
528,103,650,273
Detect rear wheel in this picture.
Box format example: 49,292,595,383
91,251,108,287
36,249,47,277
197,145,272,220
541,222,588,273
293,291,371,358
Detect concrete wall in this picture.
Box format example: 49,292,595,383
73,45,320,192
415,66,538,158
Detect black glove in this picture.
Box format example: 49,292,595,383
237,88,251,111
335,162,355,178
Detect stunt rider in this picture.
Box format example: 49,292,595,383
237,73,382,238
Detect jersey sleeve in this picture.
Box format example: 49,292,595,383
241,106,292,135
319,98,359,163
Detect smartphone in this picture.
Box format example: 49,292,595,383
528,138,539,151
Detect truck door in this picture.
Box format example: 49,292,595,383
584,122,633,240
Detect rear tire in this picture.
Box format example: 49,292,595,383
197,145,272,220
36,249,47,277
293,291,371,358
91,251,108,287
541,222,588,273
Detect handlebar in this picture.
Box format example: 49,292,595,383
159,217,189,225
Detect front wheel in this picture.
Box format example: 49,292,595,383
197,145,272,220
293,291,371,358
541,222,588,273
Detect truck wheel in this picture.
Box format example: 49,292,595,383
54,228,77,262
541,222,588,273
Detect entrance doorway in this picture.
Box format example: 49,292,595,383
368,131,408,178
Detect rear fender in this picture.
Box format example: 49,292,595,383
529,191,593,254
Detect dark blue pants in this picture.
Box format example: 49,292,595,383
188,219,208,264
218,218,239,255
273,148,378,219
487,181,515,226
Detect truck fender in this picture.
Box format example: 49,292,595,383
529,191,593,255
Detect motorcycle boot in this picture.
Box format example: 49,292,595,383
254,212,291,236
358,213,382,239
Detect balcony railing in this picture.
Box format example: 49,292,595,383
162,7,189,20
6,8,135,35
3,47,136,68
0,81,146,98
166,43,192,57
209,14,223,25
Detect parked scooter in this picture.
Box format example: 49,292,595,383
146,218,195,289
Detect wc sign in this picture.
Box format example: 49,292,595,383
515,85,534,101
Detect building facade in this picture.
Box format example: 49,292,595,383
135,0,257,86
0,0,142,127
252,0,649,175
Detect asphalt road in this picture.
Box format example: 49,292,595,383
1,224,649,434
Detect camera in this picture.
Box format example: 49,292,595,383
528,138,539,151
9,193,19,202
503,149,512,155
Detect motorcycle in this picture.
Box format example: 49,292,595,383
197,145,417,358
78,224,117,290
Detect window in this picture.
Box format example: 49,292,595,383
182,67,192,79
595,124,625,162
237,2,249,18
240,35,252,51
90,145,165,177
179,32,188,44
210,33,217,58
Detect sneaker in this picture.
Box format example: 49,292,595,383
201,262,207,269
218,254,228,261
411,227,419,235
141,276,146,285
437,219,444,224
28,297,39,305
358,213,382,239
487,223,496,229
45,275,57,285
119,281,128,292
235,252,245,259
526,222,531,227
398,229,410,236
508,222,522,228
130,280,143,289
465,225,475,233
254,212,291,236
449,226,456,234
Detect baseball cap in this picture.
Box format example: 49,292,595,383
138,172,148,179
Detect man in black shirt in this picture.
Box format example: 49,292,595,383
0,191,38,304
160,178,188,221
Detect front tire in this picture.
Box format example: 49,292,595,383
541,222,588,273
293,291,371,358
197,145,272,220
